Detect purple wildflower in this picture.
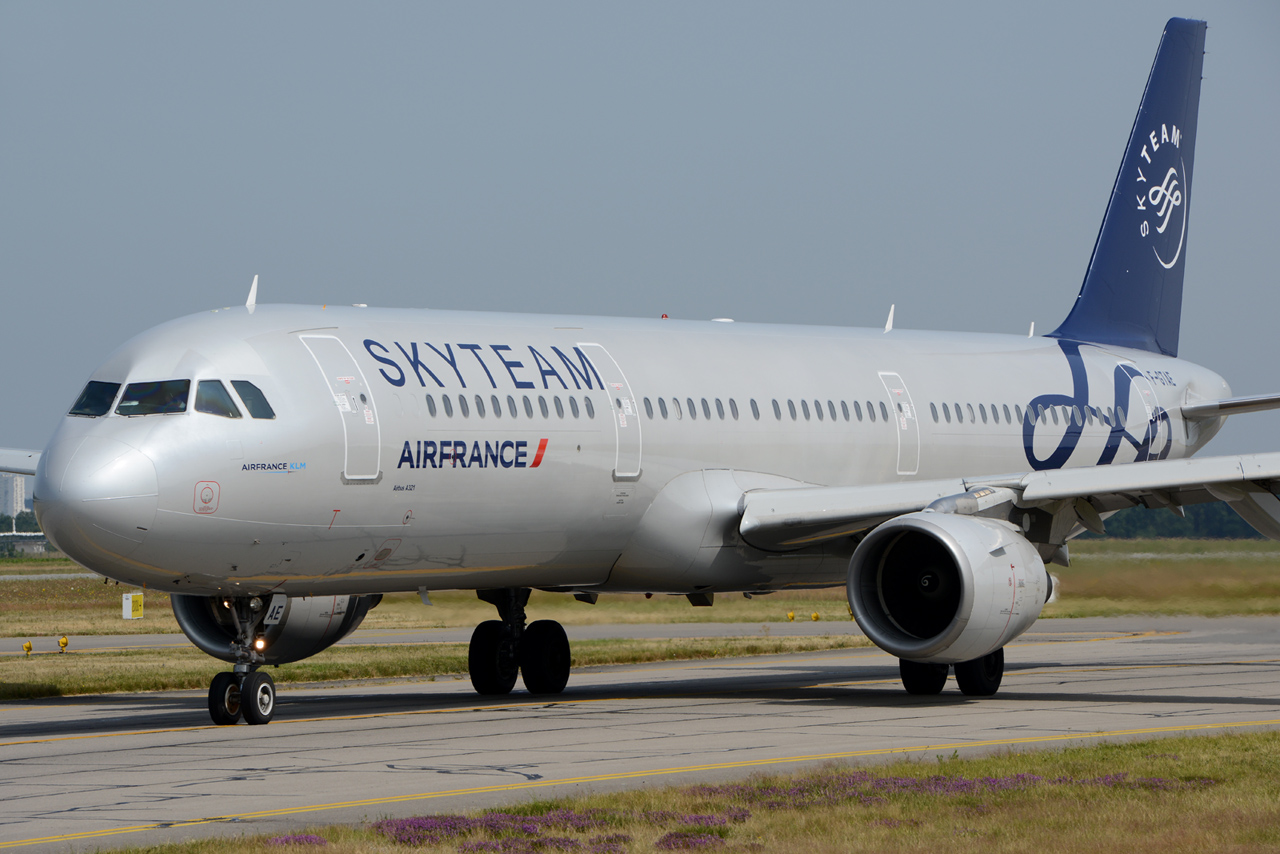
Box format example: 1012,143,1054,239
654,831,726,850
267,835,327,846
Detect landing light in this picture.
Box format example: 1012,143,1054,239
254,637,267,651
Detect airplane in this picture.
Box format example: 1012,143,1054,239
5,17,1280,727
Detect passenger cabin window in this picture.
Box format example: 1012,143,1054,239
930,402,939,423
644,397,654,419
841,401,849,421
69,381,121,417
570,397,580,418
116,380,190,416
772,399,781,420
687,398,697,420
750,399,760,420
585,397,596,418
195,380,242,418
659,398,669,419
231,381,275,419
426,394,438,417
880,401,889,422
492,395,503,418
730,399,739,420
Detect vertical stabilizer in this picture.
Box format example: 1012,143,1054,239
1049,18,1206,357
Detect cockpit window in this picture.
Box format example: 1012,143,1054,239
195,380,242,418
116,380,190,415
68,381,121,417
231,380,276,419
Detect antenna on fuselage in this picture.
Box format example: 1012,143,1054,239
1028,321,1035,338
883,304,894,333
246,275,258,314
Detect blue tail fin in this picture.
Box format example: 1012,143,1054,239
1049,18,1206,358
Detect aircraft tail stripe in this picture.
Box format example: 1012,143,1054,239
530,439,548,468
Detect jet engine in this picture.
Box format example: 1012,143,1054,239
847,512,1049,664
171,593,379,665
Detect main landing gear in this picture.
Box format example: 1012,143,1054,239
898,648,1004,697
207,596,277,725
469,588,571,696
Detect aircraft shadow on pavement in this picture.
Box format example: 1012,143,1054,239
7,659,1277,741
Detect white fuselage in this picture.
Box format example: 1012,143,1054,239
33,304,1229,597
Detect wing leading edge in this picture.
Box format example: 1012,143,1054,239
739,451,1280,551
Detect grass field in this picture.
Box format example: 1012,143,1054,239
4,539,1280,639
85,730,1280,853
0,635,870,700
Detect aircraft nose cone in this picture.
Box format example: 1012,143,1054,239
36,436,158,562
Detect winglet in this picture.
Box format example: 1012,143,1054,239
246,275,259,314
884,304,894,333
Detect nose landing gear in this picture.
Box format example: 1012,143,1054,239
468,588,571,696
206,596,277,725
208,668,277,725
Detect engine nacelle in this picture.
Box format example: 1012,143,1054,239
171,594,378,665
847,512,1048,664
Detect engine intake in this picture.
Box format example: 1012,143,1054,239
172,593,378,665
847,512,1048,664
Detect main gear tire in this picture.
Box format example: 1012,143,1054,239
520,620,571,695
469,620,519,695
954,648,1004,696
899,659,949,695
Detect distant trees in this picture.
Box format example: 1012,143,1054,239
0,511,40,533
1091,502,1262,539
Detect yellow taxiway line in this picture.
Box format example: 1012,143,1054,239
3,716,1279,850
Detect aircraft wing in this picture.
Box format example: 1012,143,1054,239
739,451,1280,550
0,448,41,476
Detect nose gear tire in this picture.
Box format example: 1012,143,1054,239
208,671,242,725
241,671,276,724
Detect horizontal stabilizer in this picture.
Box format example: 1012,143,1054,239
0,448,41,476
1181,393,1280,420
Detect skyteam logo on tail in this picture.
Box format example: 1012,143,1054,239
1135,123,1186,270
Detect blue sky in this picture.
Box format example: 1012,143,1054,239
2,2,1277,457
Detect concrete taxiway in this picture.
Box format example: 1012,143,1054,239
2,616,1279,852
